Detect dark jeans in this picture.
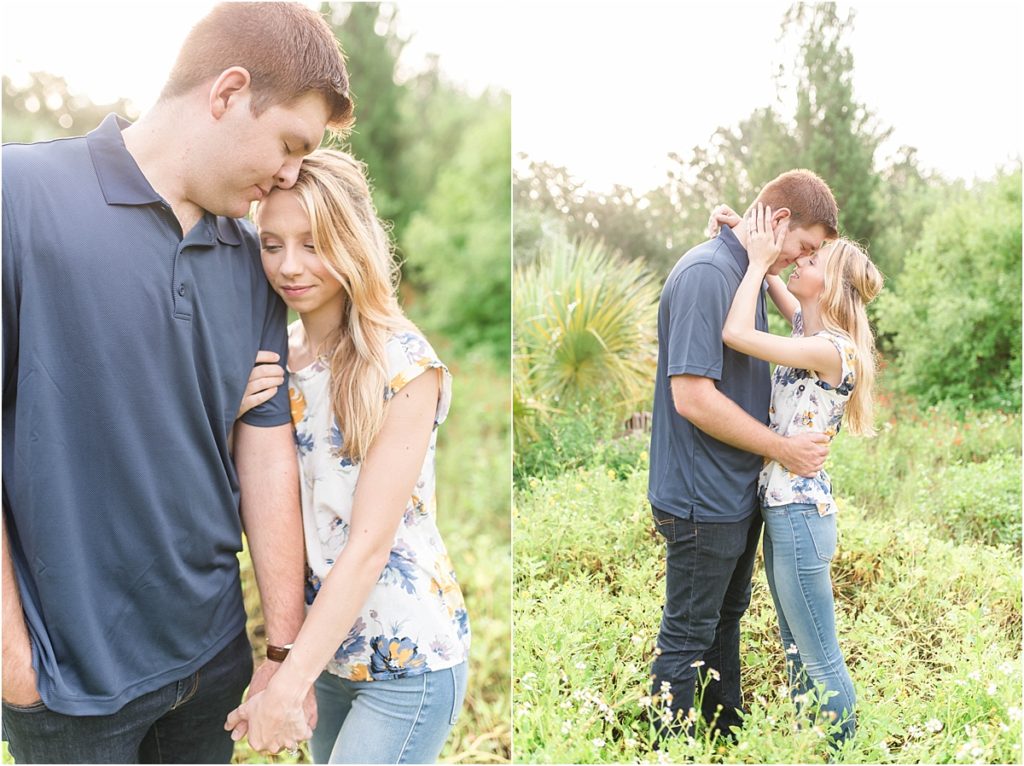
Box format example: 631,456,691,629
650,506,762,738
2,629,252,764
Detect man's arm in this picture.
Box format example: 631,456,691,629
671,374,828,477
233,422,305,694
2,513,41,706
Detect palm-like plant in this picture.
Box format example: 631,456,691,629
514,234,659,444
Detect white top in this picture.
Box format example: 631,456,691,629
288,326,470,681
759,310,857,516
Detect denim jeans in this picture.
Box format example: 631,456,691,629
310,662,468,764
1,628,252,764
762,503,856,744
650,507,762,738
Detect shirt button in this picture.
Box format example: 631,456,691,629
178,284,186,297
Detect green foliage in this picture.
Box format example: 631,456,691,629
513,403,649,486
514,233,659,444
513,401,1022,764
875,168,1022,410
402,98,512,363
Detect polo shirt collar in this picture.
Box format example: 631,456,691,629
718,225,749,273
87,113,242,247
87,114,162,206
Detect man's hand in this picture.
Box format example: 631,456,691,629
1,639,40,707
229,661,317,741
774,432,830,477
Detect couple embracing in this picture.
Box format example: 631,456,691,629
2,3,467,764
648,170,884,749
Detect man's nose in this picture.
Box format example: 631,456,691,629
274,157,302,190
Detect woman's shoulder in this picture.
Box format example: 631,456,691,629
386,329,445,370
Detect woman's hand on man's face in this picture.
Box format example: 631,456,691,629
746,203,788,272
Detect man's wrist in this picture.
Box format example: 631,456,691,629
266,642,294,662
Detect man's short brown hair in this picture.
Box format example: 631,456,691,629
751,169,839,238
160,2,354,133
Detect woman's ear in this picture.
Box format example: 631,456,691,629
208,67,252,120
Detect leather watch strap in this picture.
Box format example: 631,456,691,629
266,643,293,662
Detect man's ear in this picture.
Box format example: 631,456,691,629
771,207,792,231
208,67,252,120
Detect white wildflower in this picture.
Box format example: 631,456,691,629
591,738,605,748
926,718,943,733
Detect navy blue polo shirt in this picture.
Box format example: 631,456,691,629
648,226,771,523
2,114,290,714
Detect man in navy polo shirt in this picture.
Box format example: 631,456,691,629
2,4,354,762
647,170,839,739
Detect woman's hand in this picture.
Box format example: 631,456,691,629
706,203,742,237
225,684,313,756
746,203,788,272
237,351,285,419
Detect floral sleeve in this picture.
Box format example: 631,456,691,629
385,331,453,427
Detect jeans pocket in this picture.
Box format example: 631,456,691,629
652,508,677,544
2,698,47,714
802,511,837,562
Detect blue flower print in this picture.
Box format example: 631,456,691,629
379,542,418,594
369,635,428,678
294,429,315,455
333,617,368,665
430,639,452,661
305,570,323,605
454,608,470,638
329,423,356,468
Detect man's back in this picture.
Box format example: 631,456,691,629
648,227,771,521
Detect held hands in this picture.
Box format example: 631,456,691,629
237,351,285,419
745,203,788,272
225,670,316,756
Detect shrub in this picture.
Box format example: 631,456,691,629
875,167,1021,410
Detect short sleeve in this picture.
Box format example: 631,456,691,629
239,292,291,427
817,331,857,394
385,332,452,427
665,263,732,381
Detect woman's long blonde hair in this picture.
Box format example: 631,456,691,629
818,239,884,436
274,148,417,462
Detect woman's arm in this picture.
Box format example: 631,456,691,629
722,204,841,379
765,274,799,327
225,369,441,754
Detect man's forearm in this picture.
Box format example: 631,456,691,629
681,382,781,461
234,423,305,646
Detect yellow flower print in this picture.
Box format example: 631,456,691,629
348,663,373,682
289,386,306,426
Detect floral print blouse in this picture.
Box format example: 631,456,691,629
288,326,470,681
759,310,857,516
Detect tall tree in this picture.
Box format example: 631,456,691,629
323,2,408,230
780,2,890,247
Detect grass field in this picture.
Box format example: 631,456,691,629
513,399,1021,764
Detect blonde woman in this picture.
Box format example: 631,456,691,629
712,202,883,746
227,149,469,763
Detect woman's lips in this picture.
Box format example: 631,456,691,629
281,286,312,297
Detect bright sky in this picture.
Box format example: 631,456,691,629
510,1,1023,191
1,1,512,113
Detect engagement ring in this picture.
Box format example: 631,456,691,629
286,746,299,757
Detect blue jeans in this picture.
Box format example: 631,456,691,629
650,507,762,737
762,503,856,744
310,662,468,764
1,628,252,763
